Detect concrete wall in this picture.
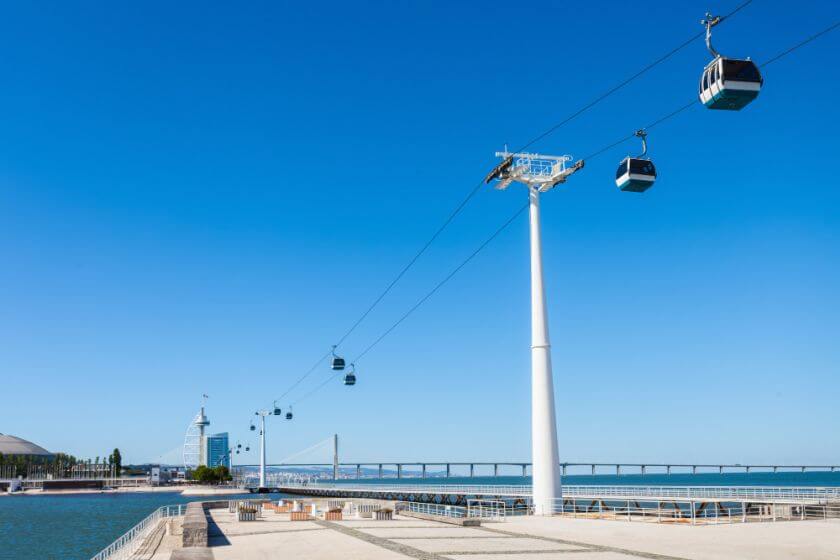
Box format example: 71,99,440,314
181,502,209,547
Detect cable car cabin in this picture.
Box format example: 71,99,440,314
273,407,281,416
699,57,762,110
285,411,293,420
331,356,345,370
615,157,656,193
344,372,356,386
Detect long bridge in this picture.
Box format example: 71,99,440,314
235,461,840,478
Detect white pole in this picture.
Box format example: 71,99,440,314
333,434,339,480
529,187,561,515
259,414,266,488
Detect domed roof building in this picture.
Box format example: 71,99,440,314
0,434,54,457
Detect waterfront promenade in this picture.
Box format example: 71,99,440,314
146,502,840,560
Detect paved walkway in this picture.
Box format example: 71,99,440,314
155,506,840,560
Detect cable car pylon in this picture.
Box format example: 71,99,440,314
484,149,583,515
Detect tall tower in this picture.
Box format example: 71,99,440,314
485,150,584,515
196,406,210,466
184,395,211,469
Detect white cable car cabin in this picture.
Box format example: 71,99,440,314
615,130,655,193
698,13,762,111
699,57,762,110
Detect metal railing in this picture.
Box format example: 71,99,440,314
396,501,467,518
280,481,840,503
562,485,840,503
90,504,186,560
283,481,533,496
546,499,840,525
20,476,150,489
467,499,507,521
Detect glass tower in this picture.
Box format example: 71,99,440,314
205,432,229,468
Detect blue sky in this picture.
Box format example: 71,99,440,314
1,0,838,466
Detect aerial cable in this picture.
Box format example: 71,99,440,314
259,1,757,415
287,19,838,408
583,19,840,162
321,0,756,353
759,20,839,68
291,202,529,407
516,0,753,153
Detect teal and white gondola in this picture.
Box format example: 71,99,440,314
698,13,762,111
615,130,656,193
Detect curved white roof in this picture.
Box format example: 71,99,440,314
0,434,53,456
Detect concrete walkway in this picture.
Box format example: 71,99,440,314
155,505,840,560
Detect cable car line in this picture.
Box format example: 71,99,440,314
330,0,755,349
259,1,758,415
351,202,529,365
582,19,840,163
519,0,754,153
290,202,530,407
758,20,840,68
282,18,840,410
245,10,838,429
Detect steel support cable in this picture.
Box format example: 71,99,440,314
759,20,839,68
291,202,530,407
289,19,839,407
330,0,754,348
264,1,757,411
581,19,840,162
518,0,754,154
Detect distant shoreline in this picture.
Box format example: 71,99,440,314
0,485,245,497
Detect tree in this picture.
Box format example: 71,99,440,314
109,448,122,477
189,465,231,484
213,465,232,483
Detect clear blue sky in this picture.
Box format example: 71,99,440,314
1,1,838,467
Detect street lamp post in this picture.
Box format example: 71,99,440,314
485,150,584,515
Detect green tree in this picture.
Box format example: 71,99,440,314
213,465,232,483
109,448,122,477
189,465,231,484
191,465,213,483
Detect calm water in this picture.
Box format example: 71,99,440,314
0,491,267,560
2,472,839,560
